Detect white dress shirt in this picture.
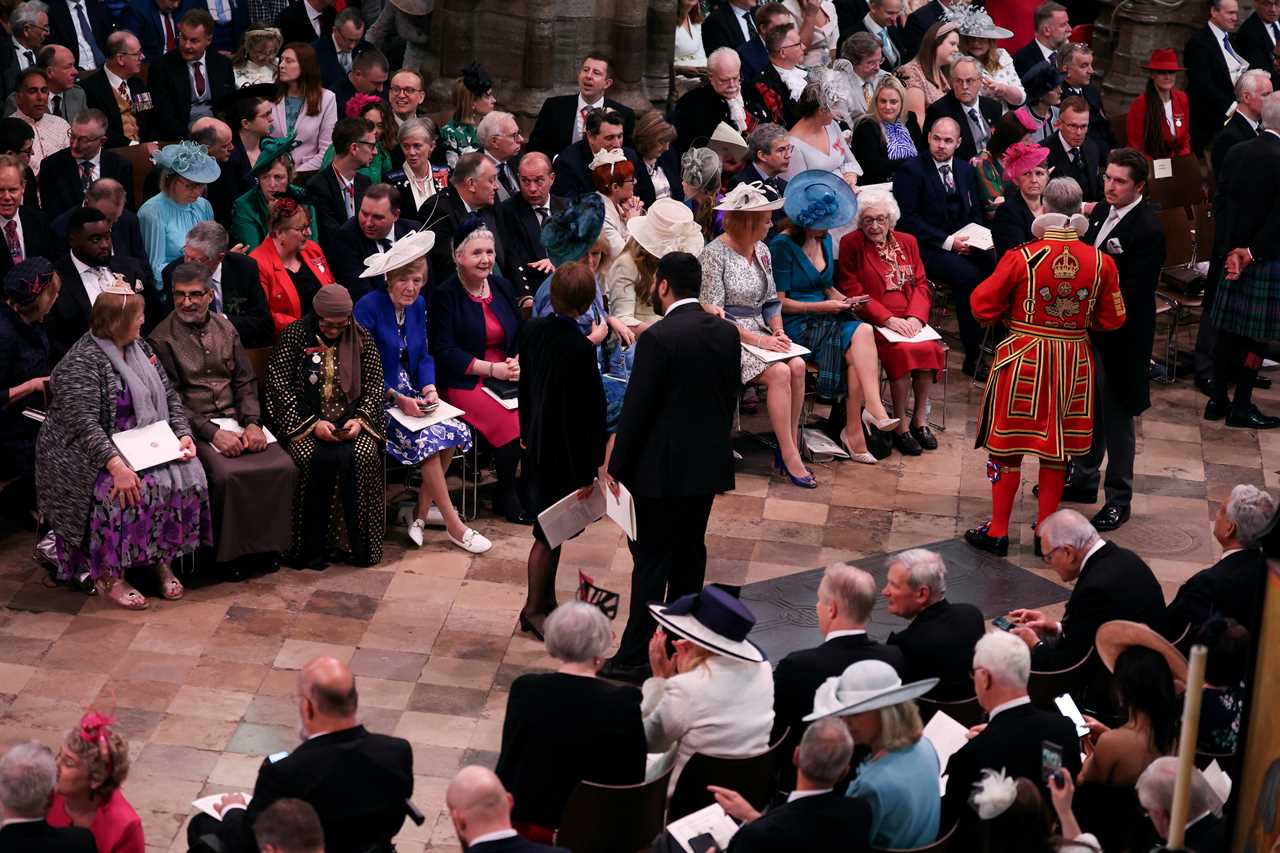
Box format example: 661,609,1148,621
305,0,325,36
469,829,519,845
72,253,113,305
11,37,36,70
1079,538,1105,571
572,93,606,144
188,55,212,103
988,695,1032,720
824,628,867,640
68,0,99,70
1094,195,1141,247
735,5,755,41
1035,38,1056,64
76,150,103,186
405,166,437,212
787,787,834,802
666,296,701,312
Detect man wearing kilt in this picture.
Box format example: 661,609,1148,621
1207,94,1280,429
964,178,1127,557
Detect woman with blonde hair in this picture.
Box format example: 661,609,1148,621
232,26,283,87
954,7,1025,108
851,76,923,186
440,63,497,169
897,20,962,131
47,711,144,850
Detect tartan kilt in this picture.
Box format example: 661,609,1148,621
1209,261,1280,342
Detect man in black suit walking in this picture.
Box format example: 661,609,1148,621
703,0,760,57
446,766,569,853
1009,509,1166,670
0,741,96,852
274,0,334,47
602,252,741,682
924,56,1002,161
548,109,656,208
883,548,985,699
305,116,374,257
1043,96,1103,202
1184,0,1249,155
37,109,132,220
710,719,873,853
526,53,635,159
147,9,235,142
188,656,414,853
1068,148,1165,532
161,220,273,348
496,151,567,302
328,183,422,299
1012,1,1071,78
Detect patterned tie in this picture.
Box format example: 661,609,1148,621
5,220,22,262
344,182,355,217
969,107,987,150
534,206,549,226
877,28,896,66
79,160,94,190
939,163,955,194
192,60,206,98
23,50,34,67
73,1,105,67
338,50,351,73
1070,147,1084,172
163,12,176,52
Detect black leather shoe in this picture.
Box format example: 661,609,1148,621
1225,407,1280,429
892,429,923,456
599,659,652,685
910,424,939,450
1091,503,1131,531
964,524,1009,557
1195,376,1214,397
1060,484,1099,504
1204,399,1229,421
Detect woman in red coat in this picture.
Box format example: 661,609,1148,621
1125,49,1192,159
251,196,338,334
837,189,947,453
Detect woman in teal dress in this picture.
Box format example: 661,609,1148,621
138,142,219,281
230,133,318,249
771,171,897,463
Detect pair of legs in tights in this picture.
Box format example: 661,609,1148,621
841,324,895,454
986,455,1068,538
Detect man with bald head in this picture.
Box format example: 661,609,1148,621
187,656,414,853
672,46,769,154
447,766,569,852
496,150,567,303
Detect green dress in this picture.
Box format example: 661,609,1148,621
319,143,392,184
439,119,479,169
229,185,320,249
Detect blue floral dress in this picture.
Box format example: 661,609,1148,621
54,384,212,581
384,318,472,465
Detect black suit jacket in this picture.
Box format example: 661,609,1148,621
304,166,372,258
81,70,155,148
0,207,54,283
1184,25,1239,154
702,0,752,55
52,208,149,277
47,0,112,69
772,634,905,745
924,93,1002,162
418,185,505,294
943,703,1083,830
0,39,25,101
1032,542,1166,670
753,64,801,128
991,190,1036,258
161,252,273,348
48,253,154,362
38,147,134,220
548,139,656,209
1184,810,1228,853
313,32,371,91
672,83,769,155
608,301,741,498
328,216,422,300
1215,131,1280,262
0,820,96,853
1012,39,1055,78
1166,548,1267,640
887,599,986,700
1210,111,1259,177
496,193,568,299
1085,197,1164,414
847,16,909,70
1044,132,1103,202
726,791,872,853
147,48,236,142
468,837,569,853
274,0,333,47
219,725,413,853
903,0,945,59
893,153,983,254
1233,12,1280,76
525,94,636,160
1061,83,1115,158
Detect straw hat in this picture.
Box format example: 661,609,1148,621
783,169,858,231
804,660,939,721
627,198,705,258
359,229,437,279
714,180,784,212
1096,620,1189,683
649,586,766,663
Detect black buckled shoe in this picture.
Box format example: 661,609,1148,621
1225,406,1280,429
910,424,939,451
1091,502,1131,531
892,429,923,456
964,522,1009,557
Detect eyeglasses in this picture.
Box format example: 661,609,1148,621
353,139,378,149
1041,545,1064,564
173,290,211,302
772,144,795,155
68,132,105,144
780,40,804,49
861,214,889,225
389,85,421,95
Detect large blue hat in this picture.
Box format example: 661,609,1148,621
542,194,606,266
151,140,221,184
783,170,858,231
649,585,766,663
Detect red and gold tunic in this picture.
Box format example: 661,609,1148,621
971,226,1126,461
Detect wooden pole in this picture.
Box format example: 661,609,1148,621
1167,644,1208,850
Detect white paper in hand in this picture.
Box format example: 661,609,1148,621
536,485,607,549
191,793,252,821
949,222,995,251
388,400,466,432
741,341,811,363
112,420,183,471
604,480,637,540
666,803,740,853
209,417,278,453
874,324,942,344
1203,760,1232,803
923,711,971,794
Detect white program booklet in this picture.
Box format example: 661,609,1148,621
388,400,466,432
666,803,740,853
535,479,638,549
1203,760,1232,803
191,793,252,820
875,324,943,344
949,222,995,252
112,420,183,471
923,711,971,794
209,417,278,451
481,386,519,411
741,341,811,364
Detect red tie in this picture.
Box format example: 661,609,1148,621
163,13,176,52
5,220,22,263
192,60,206,97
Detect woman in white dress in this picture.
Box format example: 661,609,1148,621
783,0,840,67
674,0,707,69
955,7,1026,109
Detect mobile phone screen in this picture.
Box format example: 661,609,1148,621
992,615,1016,631
1041,740,1064,783
1055,693,1090,738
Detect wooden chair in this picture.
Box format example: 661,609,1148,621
1153,206,1203,384
244,346,271,386
1027,648,1095,710
1145,153,1204,213
666,727,792,823
554,766,673,853
917,694,984,728
871,819,957,853
109,143,158,209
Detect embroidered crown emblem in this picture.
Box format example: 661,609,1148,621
1052,247,1080,280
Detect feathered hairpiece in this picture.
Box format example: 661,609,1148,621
461,62,492,97
270,195,302,222
680,147,722,194
588,147,628,172
78,711,116,788
807,62,858,126
345,92,384,120
969,769,1019,820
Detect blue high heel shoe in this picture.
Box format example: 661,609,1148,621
773,446,818,489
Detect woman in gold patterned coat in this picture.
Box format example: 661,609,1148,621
265,284,385,569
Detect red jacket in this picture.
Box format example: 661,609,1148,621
1125,89,1192,158
836,229,932,325
251,236,338,334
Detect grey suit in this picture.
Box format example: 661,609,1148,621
3,84,86,121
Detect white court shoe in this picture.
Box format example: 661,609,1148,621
408,519,426,547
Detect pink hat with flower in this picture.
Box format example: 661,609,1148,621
345,93,384,119
1002,140,1051,182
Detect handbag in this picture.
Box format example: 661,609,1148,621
483,377,519,400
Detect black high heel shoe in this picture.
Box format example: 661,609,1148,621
518,610,545,641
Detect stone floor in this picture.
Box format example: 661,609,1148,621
1,344,1276,852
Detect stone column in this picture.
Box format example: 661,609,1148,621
645,0,679,110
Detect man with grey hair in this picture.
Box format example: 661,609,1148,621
1013,0,1071,77
1007,508,1164,669
841,33,891,117
771,563,903,783
944,631,1081,836
883,549,985,698
35,108,130,220
1166,483,1273,639
925,55,1002,160
2,2,49,99
160,221,272,347
0,741,95,850
478,110,524,203
673,47,769,153
1136,757,1227,851
708,717,872,849
732,122,790,202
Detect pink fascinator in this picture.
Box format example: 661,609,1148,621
1001,141,1050,182
345,93,384,119
78,711,116,785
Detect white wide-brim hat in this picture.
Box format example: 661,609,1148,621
359,229,438,279
714,180,785,212
628,198,705,258
803,659,939,721
709,121,748,154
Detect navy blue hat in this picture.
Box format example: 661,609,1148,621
649,585,766,662
451,213,494,251
783,169,858,231
1023,61,1064,103
3,257,56,307
542,194,606,266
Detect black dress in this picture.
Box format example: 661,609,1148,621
288,263,323,320
495,672,647,828
516,314,608,546
0,301,52,518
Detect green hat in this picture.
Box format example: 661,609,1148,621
253,133,300,175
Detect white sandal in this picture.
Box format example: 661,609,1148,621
448,527,492,554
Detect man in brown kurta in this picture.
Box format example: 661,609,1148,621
149,262,296,566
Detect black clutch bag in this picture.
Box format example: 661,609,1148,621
484,377,519,400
